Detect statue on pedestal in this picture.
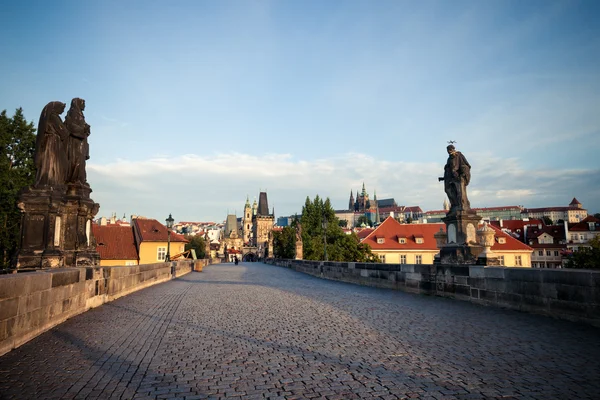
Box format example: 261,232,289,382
439,144,471,214
437,143,481,265
16,98,100,269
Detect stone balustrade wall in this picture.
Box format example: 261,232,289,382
0,260,202,356
266,259,600,327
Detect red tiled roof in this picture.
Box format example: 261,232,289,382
488,225,533,252
362,217,443,251
569,215,600,232
92,224,138,260
133,218,188,242
356,228,374,239
569,197,581,206
489,219,543,235
526,225,566,242
362,217,532,252
404,206,423,213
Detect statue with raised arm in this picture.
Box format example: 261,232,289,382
438,144,471,214
65,98,90,185
34,101,69,188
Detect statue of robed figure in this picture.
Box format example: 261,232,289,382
439,144,471,214
64,98,91,186
34,101,69,188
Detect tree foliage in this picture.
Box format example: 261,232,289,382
356,215,369,227
542,216,553,226
273,226,296,259
0,108,36,269
300,195,377,262
565,236,600,270
184,234,206,259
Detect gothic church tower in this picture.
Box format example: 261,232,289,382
242,196,253,245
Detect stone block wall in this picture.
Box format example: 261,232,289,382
0,259,200,356
266,259,600,327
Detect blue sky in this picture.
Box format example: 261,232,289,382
2,0,599,222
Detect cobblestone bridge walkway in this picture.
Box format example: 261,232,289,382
1,262,599,400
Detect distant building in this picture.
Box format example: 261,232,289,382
347,183,379,225
566,215,600,251
524,224,567,268
132,218,188,264
522,198,588,223
239,191,275,260
93,217,188,265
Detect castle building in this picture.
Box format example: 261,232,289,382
231,191,275,260
347,183,379,225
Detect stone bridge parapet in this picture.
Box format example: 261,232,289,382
0,260,203,356
266,259,600,327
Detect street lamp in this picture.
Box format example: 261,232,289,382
322,213,328,262
165,213,174,262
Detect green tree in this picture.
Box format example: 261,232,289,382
594,213,600,219
184,234,206,259
0,108,36,269
565,236,600,270
273,226,296,259
356,215,369,227
338,219,348,228
542,216,553,225
300,195,377,262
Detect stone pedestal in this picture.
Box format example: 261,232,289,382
16,184,100,269
295,240,303,260
476,222,501,266
438,210,482,265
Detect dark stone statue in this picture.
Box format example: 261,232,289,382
34,101,69,188
64,98,90,185
16,98,100,269
439,145,471,214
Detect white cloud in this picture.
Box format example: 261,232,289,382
87,151,600,223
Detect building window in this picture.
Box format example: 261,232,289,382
400,255,407,264
125,261,136,266
415,238,424,244
554,250,559,257
515,255,522,266
415,255,422,264
379,254,386,263
538,250,543,256
498,237,506,244
398,238,406,244
546,250,551,257
157,247,166,261
377,238,385,244
498,256,504,266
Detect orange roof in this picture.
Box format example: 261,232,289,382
356,228,374,239
569,215,600,232
92,224,138,260
362,217,532,252
133,218,188,242
362,217,443,250
488,225,533,252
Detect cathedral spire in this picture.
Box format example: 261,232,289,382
349,190,355,211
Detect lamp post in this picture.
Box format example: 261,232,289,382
165,213,174,262
322,212,328,262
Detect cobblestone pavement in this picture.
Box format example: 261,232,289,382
1,263,599,400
